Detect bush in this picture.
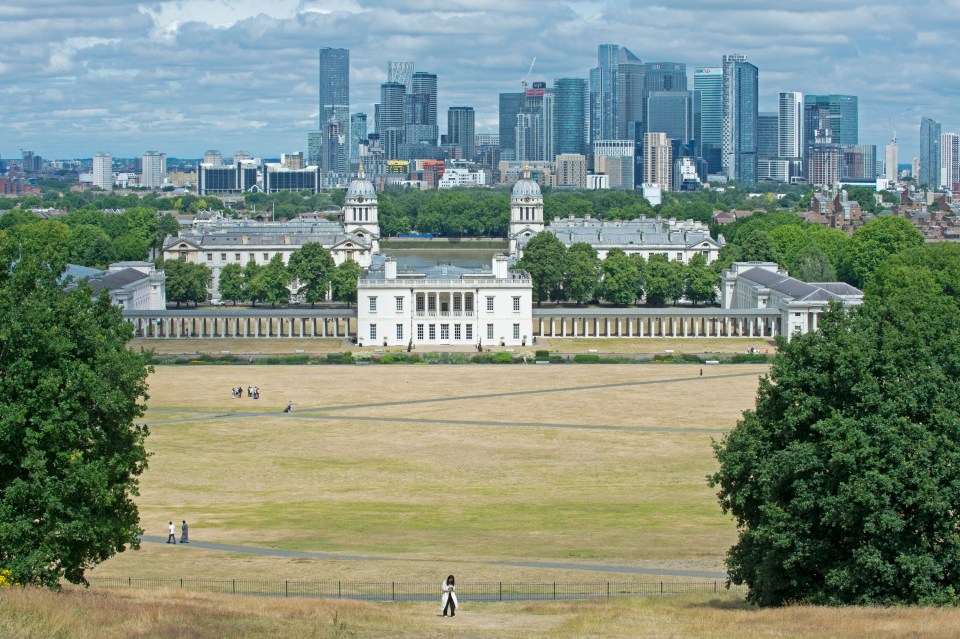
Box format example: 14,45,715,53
573,353,601,363
492,352,514,364
421,352,443,364
681,353,704,363
379,354,395,365
728,353,769,364
535,350,550,359
448,353,470,364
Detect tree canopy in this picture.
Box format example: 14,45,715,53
839,215,925,288
0,248,151,589
163,258,211,307
517,232,566,304
711,269,960,606
288,242,335,307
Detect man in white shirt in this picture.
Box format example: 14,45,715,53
167,521,176,544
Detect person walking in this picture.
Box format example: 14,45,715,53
440,574,457,617
180,520,189,544
167,521,176,544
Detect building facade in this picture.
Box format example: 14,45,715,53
920,117,942,188
553,78,589,156
643,132,672,191
92,152,113,190
447,106,476,160
694,67,723,174
721,54,758,185
141,151,166,189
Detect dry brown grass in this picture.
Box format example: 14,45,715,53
4,588,960,639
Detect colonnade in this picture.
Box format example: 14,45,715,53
124,311,356,339
531,311,782,339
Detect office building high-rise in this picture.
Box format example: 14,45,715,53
757,112,779,159
842,145,877,181
942,132,960,191
411,72,438,126
645,91,694,145
593,139,636,189
804,95,857,147
350,113,368,160
499,92,525,161
643,132,672,191
778,92,804,160
141,151,166,189
590,44,643,142
307,131,324,166
319,47,350,168
387,61,414,93
553,78,589,156
721,54,758,184
694,67,723,173
203,150,223,166
379,81,406,159
885,128,899,183
920,117,942,188
447,107,476,160
92,152,113,190
556,154,587,189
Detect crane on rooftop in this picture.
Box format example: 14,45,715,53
520,57,536,90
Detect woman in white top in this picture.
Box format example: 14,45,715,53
440,574,457,617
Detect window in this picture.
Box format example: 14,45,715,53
465,325,473,341
486,296,494,312
396,324,404,340
429,324,436,340
416,295,425,312
453,296,462,312
454,324,461,340
395,296,404,312
417,324,424,340
440,324,449,340
221,253,227,261
369,324,377,341
263,253,269,261
465,295,473,312
487,323,494,340
676,252,683,261
369,297,377,312
249,253,255,262
512,296,521,312
428,296,437,312
513,323,521,340
234,253,241,261
206,253,213,261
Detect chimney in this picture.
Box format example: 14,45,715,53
284,235,290,245
493,254,509,279
385,256,397,280
242,234,248,245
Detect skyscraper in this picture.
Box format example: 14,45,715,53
757,112,779,159
553,78,589,156
387,61,414,93
379,82,406,159
350,113,368,160
646,91,694,145
721,54,758,184
693,67,722,173
942,132,960,191
447,107,476,160
885,128,899,183
920,117,942,188
804,95,858,146
643,132,672,191
411,72,438,126
92,152,113,190
499,92,525,161
778,92,804,160
319,47,350,168
590,44,643,142
141,151,166,189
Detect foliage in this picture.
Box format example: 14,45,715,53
287,242,335,307
243,260,264,305
217,263,245,305
377,188,509,237
0,249,151,588
163,259,211,307
253,254,292,307
684,253,719,306
644,254,684,306
722,211,805,245
491,352,514,364
599,249,641,306
711,273,960,606
67,224,116,268
573,353,601,363
330,259,362,305
563,242,601,305
517,232,567,303
839,215,925,288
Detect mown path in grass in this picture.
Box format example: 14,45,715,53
139,536,727,579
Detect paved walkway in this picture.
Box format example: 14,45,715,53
141,536,727,579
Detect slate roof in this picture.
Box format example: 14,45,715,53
738,267,859,303
84,268,149,293
163,219,372,251
520,216,719,250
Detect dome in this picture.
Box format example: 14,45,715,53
511,176,542,200
346,176,377,201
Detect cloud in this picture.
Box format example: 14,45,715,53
0,0,956,159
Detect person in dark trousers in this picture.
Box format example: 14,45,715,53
441,574,457,617
180,520,189,543
167,521,176,544
284,402,293,413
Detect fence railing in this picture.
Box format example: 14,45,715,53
88,577,742,601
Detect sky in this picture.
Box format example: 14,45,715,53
1,0,959,161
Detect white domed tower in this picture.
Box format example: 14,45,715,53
343,165,380,252
509,165,545,256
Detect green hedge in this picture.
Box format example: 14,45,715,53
573,353,601,363
492,352,514,364
727,353,770,364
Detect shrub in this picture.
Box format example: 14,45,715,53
535,350,550,359
341,351,354,364
421,352,443,364
492,352,514,364
379,354,395,365
728,353,769,364
681,353,704,363
448,353,470,364
573,353,601,363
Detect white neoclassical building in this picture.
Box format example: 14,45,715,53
64,261,166,310
508,166,723,263
721,262,863,338
357,254,533,348
162,168,381,298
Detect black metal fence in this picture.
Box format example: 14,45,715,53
88,577,742,601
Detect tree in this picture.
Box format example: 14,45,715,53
563,242,600,305
217,262,245,305
254,253,292,307
710,273,960,606
599,249,640,305
0,249,151,589
330,259,362,305
791,244,836,282
737,230,779,263
163,259,210,307
67,224,116,268
112,233,150,262
288,242,335,307
644,254,683,306
684,253,718,306
839,215,925,288
517,232,566,304
243,259,264,306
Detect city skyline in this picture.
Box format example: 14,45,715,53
1,0,958,160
